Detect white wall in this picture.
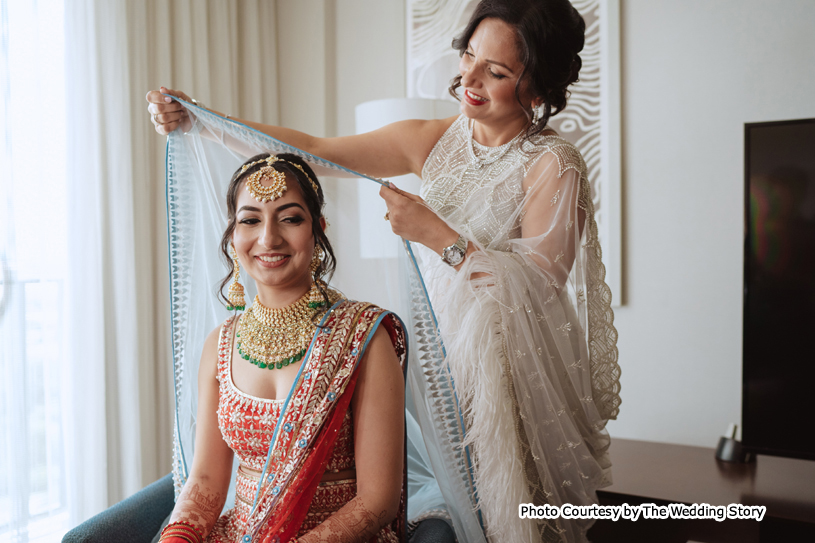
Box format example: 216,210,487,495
328,0,406,305
607,0,815,447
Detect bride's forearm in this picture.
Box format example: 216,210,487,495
167,477,226,539
296,495,391,543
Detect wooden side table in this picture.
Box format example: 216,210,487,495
586,438,815,542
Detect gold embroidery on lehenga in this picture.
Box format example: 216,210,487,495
206,314,361,542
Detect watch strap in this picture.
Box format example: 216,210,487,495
441,235,467,266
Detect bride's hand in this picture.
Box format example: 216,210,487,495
379,183,458,254
146,87,193,135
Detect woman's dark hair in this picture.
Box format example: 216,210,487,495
449,0,585,139
218,152,336,310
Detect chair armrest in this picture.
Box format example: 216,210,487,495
62,473,175,543
409,518,457,543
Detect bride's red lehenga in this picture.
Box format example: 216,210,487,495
206,306,405,543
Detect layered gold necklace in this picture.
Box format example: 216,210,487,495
236,284,337,370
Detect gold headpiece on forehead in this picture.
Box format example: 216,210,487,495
240,155,320,203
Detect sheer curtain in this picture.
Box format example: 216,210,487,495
1,1,280,540
1,2,71,541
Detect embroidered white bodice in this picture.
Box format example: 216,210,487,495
420,115,588,251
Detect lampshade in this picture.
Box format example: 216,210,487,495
355,98,460,259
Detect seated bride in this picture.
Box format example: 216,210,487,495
158,153,407,543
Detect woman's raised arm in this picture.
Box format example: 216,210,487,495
146,87,454,179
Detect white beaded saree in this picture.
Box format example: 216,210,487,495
407,115,621,543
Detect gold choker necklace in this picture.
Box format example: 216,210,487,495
236,284,336,370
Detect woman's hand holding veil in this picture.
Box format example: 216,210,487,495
146,87,193,135
379,182,459,255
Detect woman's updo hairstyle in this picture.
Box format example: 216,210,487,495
449,0,585,139
218,152,336,309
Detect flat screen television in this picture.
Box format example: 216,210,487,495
743,118,815,461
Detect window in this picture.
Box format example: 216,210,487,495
0,1,70,541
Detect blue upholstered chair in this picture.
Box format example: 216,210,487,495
62,475,174,543
62,475,456,543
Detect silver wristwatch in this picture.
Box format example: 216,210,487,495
441,235,467,267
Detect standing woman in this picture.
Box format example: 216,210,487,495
148,1,620,541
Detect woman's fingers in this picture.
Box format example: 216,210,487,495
158,86,193,103
379,184,426,215
147,101,183,116
386,182,424,203
150,113,183,135
146,87,193,134
379,183,397,204
379,184,419,238
379,182,449,248
155,120,180,135
152,110,185,125
145,89,172,104
399,191,423,203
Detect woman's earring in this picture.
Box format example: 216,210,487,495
227,243,246,311
309,245,325,283
308,245,328,309
310,245,324,281
531,104,542,125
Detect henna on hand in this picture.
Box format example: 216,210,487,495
171,482,226,537
297,496,388,543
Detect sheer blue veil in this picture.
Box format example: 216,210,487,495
165,100,486,541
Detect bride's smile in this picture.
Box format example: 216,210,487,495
233,181,322,307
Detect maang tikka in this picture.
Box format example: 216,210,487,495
227,243,246,311
240,154,320,202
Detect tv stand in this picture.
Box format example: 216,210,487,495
587,438,815,542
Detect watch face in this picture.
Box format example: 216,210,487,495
443,246,465,266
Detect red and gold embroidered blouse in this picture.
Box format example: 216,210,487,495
206,317,357,542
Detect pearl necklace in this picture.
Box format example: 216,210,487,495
465,120,523,167
236,284,338,370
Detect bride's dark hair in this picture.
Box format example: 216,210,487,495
218,153,336,309
449,0,585,139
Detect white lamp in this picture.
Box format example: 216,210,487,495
355,98,460,259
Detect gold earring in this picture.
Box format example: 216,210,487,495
308,246,327,310
310,245,324,277
308,245,325,283
227,243,246,311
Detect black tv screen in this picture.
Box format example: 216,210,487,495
743,118,815,461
